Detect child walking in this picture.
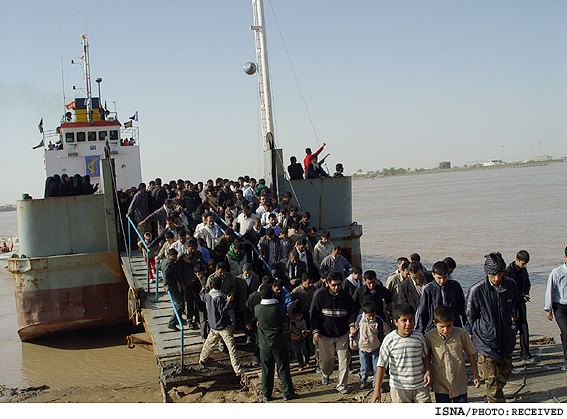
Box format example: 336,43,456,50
426,306,480,403
138,231,158,280
351,301,390,389
371,303,431,403
289,307,310,371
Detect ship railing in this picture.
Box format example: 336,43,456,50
126,216,157,300
120,126,139,145
210,209,271,272
167,290,185,370
124,220,184,369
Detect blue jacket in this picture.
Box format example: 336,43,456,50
416,279,469,334
200,289,232,331
466,277,518,360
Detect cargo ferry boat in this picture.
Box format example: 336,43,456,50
7,35,142,341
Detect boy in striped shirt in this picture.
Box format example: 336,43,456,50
371,303,432,403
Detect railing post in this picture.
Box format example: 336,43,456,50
155,267,160,301
167,290,184,370
146,255,150,293
127,219,131,257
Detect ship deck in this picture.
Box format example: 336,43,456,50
120,251,257,399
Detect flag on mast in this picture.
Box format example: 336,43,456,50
32,140,44,150
38,118,43,133
129,111,138,121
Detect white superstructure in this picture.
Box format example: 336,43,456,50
41,35,142,192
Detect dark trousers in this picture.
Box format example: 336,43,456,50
290,338,309,368
260,343,294,399
516,302,531,359
553,302,567,362
168,286,185,328
184,289,198,324
199,309,209,340
435,392,468,403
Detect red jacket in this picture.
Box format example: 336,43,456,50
304,145,324,171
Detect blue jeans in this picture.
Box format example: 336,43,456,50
435,392,468,403
359,348,379,386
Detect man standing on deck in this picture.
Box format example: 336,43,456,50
288,156,304,180
304,142,326,171
544,246,567,371
161,248,184,331
127,183,150,236
504,250,534,362
467,252,518,403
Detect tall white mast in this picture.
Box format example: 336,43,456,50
251,0,275,151
81,34,93,122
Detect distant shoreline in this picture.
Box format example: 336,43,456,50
351,159,566,180
0,207,16,212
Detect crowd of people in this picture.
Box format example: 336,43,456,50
44,174,99,197
115,146,567,404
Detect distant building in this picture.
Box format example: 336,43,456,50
439,161,451,170
483,160,504,167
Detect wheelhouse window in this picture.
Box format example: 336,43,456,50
99,131,107,142
77,132,86,142
88,131,96,141
65,132,75,143
110,130,119,141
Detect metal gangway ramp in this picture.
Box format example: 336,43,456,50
120,249,255,398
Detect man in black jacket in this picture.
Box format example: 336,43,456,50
416,261,468,334
352,270,392,323
310,272,357,394
398,261,431,313
467,252,518,403
161,248,184,331
288,156,304,180
504,250,533,362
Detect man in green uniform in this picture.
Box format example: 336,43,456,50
254,284,297,402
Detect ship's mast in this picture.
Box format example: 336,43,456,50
250,0,284,198
252,0,275,151
81,34,93,122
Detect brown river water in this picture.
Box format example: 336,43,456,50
0,163,565,390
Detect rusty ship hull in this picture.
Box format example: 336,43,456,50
8,160,128,341
10,251,128,341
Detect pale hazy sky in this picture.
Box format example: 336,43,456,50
1,1,566,204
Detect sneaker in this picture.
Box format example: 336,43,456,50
321,375,329,385
297,367,304,372
338,387,349,394
263,395,272,402
168,324,180,331
521,356,536,363
196,362,205,371
305,363,310,369
561,364,567,372
359,381,366,390
316,366,322,374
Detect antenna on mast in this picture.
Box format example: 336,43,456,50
81,34,93,122
59,18,66,111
